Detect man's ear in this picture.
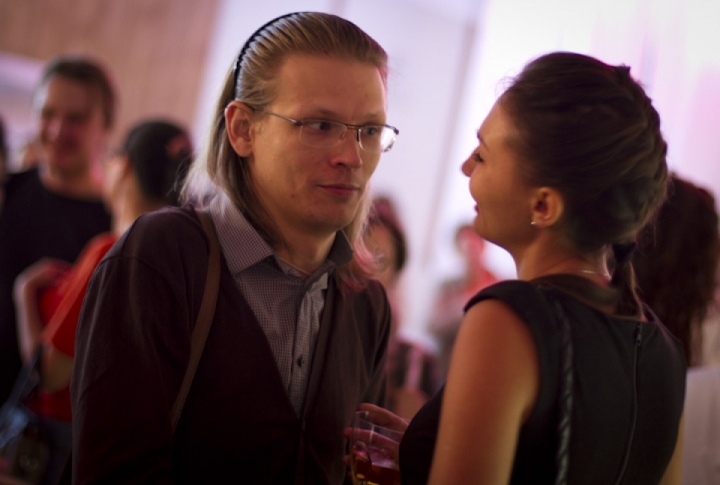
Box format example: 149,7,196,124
224,101,254,157
530,186,564,228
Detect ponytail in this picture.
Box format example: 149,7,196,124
611,242,641,316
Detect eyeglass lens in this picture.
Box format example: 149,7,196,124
299,120,396,153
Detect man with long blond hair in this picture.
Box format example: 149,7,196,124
72,12,399,484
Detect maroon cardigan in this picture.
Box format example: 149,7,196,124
71,206,391,484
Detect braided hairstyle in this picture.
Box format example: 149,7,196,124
501,52,668,316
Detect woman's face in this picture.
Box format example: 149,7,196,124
461,100,535,253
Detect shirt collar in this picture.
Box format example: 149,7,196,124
207,191,354,275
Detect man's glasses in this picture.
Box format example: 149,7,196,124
253,108,399,153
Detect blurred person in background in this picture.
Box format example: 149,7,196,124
633,174,720,485
365,195,441,419
0,57,115,407
634,173,720,367
13,119,191,485
429,223,498,377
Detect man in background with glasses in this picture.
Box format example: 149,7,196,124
72,12,398,484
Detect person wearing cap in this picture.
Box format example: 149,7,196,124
13,119,192,484
0,57,115,408
71,11,397,485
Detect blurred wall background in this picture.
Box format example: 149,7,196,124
0,0,218,157
1,0,718,344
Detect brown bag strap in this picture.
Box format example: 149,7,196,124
170,209,221,432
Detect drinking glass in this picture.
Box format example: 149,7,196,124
349,410,403,485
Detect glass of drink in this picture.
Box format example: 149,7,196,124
349,410,403,485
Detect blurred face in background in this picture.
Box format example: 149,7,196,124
35,75,109,180
365,222,399,290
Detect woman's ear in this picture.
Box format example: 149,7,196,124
224,101,254,157
110,154,132,183
119,155,133,179
529,187,564,228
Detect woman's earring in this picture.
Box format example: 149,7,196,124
530,221,537,227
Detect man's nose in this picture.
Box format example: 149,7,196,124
334,129,363,167
45,117,62,139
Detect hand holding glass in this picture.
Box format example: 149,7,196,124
350,410,403,485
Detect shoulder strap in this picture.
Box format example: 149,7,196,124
170,209,221,432
551,298,573,485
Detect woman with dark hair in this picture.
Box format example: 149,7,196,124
358,52,685,484
13,119,191,484
634,174,720,366
630,175,720,485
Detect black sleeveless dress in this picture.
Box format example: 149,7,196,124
399,280,686,484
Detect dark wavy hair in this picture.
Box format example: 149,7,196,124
121,120,193,207
502,52,669,316
634,175,720,365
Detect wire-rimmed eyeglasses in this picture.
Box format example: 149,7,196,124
253,107,399,153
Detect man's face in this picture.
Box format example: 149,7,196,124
248,54,388,240
35,75,109,178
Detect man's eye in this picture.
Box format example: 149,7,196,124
304,120,335,132
363,126,381,137
68,114,89,125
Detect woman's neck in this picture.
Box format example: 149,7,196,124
516,245,609,284
112,196,165,236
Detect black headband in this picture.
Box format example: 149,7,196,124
232,11,308,96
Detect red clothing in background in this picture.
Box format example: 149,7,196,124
34,233,117,421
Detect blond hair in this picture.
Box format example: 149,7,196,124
183,12,388,289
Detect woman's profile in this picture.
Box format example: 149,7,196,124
356,51,685,485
